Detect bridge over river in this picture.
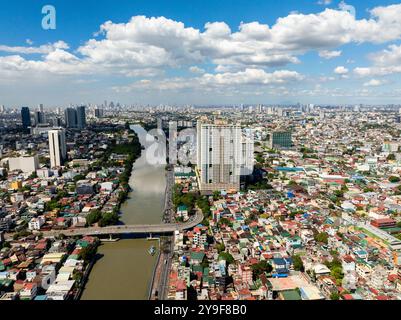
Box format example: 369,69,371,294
36,211,204,238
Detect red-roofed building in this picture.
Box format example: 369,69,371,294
371,218,396,229
238,264,253,283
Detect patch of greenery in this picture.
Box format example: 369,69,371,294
314,232,329,244
251,260,273,280
218,251,234,265
292,255,304,272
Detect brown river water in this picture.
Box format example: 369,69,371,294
81,125,166,300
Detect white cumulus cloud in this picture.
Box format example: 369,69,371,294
319,50,342,59
334,66,349,74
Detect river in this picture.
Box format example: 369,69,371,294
81,124,166,300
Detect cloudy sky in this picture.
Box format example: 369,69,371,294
1,0,401,106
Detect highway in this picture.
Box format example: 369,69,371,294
158,168,175,300
150,166,176,300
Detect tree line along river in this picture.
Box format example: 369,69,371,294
81,125,167,300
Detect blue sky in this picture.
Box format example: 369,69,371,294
1,0,401,106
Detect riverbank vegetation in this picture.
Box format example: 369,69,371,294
88,127,142,227
173,183,212,224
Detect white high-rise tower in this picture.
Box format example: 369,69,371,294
48,129,66,168
197,121,244,193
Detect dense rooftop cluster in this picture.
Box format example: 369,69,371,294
167,109,401,300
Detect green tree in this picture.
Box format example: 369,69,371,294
216,242,225,253
218,218,232,228
99,211,119,227
73,174,86,182
0,241,11,249
29,172,38,179
293,255,304,272
213,191,221,201
331,266,344,285
251,261,273,280
387,154,396,161
45,199,61,211
218,252,234,265
314,232,329,244
79,244,98,262
86,210,102,226
196,197,211,218
201,256,209,269
330,292,340,300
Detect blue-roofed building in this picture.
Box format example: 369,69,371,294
273,257,293,274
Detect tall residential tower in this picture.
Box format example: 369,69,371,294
48,129,67,168
197,121,245,193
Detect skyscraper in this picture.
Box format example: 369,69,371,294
94,108,104,118
197,121,242,193
64,108,77,128
34,111,45,125
241,130,254,176
76,106,87,129
48,129,67,168
21,107,31,130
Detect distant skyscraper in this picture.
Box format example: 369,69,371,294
48,129,66,168
94,108,104,118
52,117,62,127
157,118,163,130
39,104,44,113
64,108,77,128
21,107,31,130
34,111,45,125
76,106,87,129
197,121,243,193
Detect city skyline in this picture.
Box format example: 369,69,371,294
1,0,401,106
3,0,401,305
